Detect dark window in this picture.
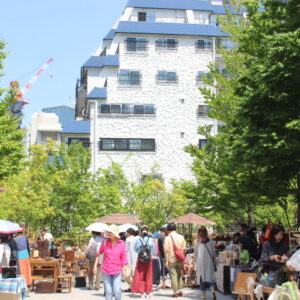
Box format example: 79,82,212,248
196,71,211,84
125,38,148,52
196,39,213,50
110,104,121,114
122,104,134,114
100,104,110,114
134,105,144,114
67,138,90,148
100,138,155,151
199,139,209,149
144,104,155,114
118,70,141,86
138,12,147,22
198,105,210,117
157,71,178,83
155,38,178,50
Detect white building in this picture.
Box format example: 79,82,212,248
75,0,233,185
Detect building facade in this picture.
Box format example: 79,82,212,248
75,0,232,185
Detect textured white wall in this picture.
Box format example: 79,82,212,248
88,33,218,186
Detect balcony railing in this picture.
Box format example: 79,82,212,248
130,15,188,23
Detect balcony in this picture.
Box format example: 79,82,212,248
130,15,188,24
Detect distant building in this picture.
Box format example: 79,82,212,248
42,106,75,128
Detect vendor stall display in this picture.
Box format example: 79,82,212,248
0,276,27,300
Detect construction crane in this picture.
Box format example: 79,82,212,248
10,58,54,123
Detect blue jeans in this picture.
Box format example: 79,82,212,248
102,272,122,300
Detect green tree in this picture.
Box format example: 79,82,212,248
0,41,24,181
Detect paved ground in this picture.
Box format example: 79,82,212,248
29,283,234,300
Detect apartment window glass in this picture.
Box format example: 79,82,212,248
125,37,148,52
196,71,210,83
129,139,141,150
198,105,210,117
196,39,213,50
134,105,144,114
110,104,121,114
157,71,178,83
144,104,155,114
118,70,141,86
101,139,115,150
138,12,147,22
100,138,155,151
122,104,134,114
199,139,209,149
100,104,110,114
155,38,178,50
67,138,90,148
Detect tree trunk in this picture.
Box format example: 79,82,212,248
297,173,300,227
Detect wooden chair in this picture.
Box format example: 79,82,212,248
57,274,72,293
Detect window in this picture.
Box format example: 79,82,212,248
138,12,147,21
118,70,141,86
99,104,155,115
100,138,155,151
155,38,178,50
156,71,178,83
196,39,213,50
198,105,210,117
125,37,148,52
199,139,209,149
196,71,211,84
67,138,90,148
210,15,219,26
218,39,236,50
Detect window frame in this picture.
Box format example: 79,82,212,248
125,37,149,53
198,105,210,117
99,138,156,152
156,71,178,84
199,139,209,149
118,70,142,87
138,12,147,22
195,39,213,51
155,38,178,50
98,103,155,116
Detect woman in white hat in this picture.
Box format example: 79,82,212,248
94,225,128,300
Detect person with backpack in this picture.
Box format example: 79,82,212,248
164,222,186,298
86,231,104,290
131,226,155,298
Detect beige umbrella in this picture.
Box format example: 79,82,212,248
95,213,142,225
169,213,216,226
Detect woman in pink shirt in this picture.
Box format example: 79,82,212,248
94,225,128,300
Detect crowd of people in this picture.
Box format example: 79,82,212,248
86,222,218,300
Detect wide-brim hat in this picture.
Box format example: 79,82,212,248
105,225,120,239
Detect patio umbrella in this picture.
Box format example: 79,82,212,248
168,213,216,226
0,219,22,234
95,213,142,225
86,222,109,233
119,224,138,233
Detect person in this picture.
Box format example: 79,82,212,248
124,228,138,292
14,231,32,286
39,228,54,243
164,222,186,298
151,233,161,289
93,225,127,300
261,224,289,263
193,226,216,300
132,226,155,298
0,234,11,269
239,241,250,265
86,231,104,290
237,224,258,260
287,234,300,271
158,225,169,289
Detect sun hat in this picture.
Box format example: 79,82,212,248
105,225,120,239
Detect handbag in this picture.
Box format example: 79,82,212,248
2,267,17,279
170,236,185,262
204,243,217,272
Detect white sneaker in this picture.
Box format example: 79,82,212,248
146,294,151,298
141,293,146,298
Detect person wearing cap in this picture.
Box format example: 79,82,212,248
93,225,128,300
132,226,155,298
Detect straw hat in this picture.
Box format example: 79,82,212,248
105,225,120,239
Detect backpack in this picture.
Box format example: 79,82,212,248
138,237,151,264
86,238,98,260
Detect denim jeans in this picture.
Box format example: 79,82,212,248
102,272,122,300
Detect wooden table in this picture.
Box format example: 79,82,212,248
30,259,60,293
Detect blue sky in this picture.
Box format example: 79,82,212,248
0,0,127,126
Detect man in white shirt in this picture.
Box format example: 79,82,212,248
40,228,54,242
